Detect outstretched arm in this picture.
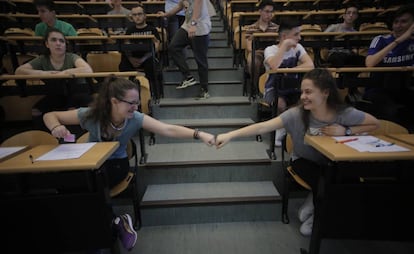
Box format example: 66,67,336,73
216,116,284,148
142,114,215,146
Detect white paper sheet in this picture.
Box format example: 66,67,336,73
333,136,410,152
35,143,96,161
0,146,26,159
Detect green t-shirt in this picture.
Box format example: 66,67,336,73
35,19,77,37
29,53,80,71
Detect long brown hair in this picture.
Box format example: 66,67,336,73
85,76,139,128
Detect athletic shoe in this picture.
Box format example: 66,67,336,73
176,76,197,89
298,192,314,222
195,90,210,100
299,214,314,236
114,214,137,251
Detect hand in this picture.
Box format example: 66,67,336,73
281,39,297,50
51,125,71,139
320,123,346,136
397,23,414,42
199,131,216,146
215,133,232,149
188,25,196,39
157,11,166,17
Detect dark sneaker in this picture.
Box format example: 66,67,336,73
176,76,197,89
114,214,137,251
195,90,210,100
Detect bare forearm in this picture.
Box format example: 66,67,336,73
365,41,399,67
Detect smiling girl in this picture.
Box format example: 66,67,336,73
215,68,379,236
43,76,215,250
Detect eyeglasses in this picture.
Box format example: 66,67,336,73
119,98,140,106
131,13,145,17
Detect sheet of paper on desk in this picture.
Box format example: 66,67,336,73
333,136,410,152
0,146,26,159
35,143,97,161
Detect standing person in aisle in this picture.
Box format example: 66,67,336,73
215,68,379,236
43,76,216,251
161,0,211,100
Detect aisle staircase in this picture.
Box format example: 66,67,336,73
136,15,284,227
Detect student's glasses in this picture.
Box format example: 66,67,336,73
119,98,140,106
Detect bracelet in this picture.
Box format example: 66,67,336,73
50,124,62,132
193,129,200,140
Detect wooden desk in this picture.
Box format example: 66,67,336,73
302,135,414,254
0,142,120,253
0,142,118,173
386,134,414,146
304,135,414,161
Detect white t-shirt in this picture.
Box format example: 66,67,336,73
264,43,307,71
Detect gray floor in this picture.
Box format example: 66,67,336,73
114,197,309,254
112,197,414,254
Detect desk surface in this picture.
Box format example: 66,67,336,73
305,135,414,161
386,134,414,146
0,142,119,174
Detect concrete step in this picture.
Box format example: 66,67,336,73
210,32,227,40
152,96,256,119
211,26,225,33
140,181,282,226
151,118,255,143
164,57,234,70
162,81,243,98
143,141,269,166
209,40,228,47
185,47,233,58
163,69,243,84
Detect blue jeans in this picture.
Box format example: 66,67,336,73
169,28,210,91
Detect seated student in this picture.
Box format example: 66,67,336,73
324,4,365,67
34,0,77,37
107,0,131,35
119,4,161,89
365,4,414,122
324,4,366,104
244,0,279,90
216,68,380,237
15,28,92,130
43,76,215,251
263,18,314,145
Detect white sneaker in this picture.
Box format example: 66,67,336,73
299,214,314,237
176,76,197,89
275,128,286,147
298,192,314,222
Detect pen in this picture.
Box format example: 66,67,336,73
29,154,34,164
336,137,358,144
376,143,394,147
